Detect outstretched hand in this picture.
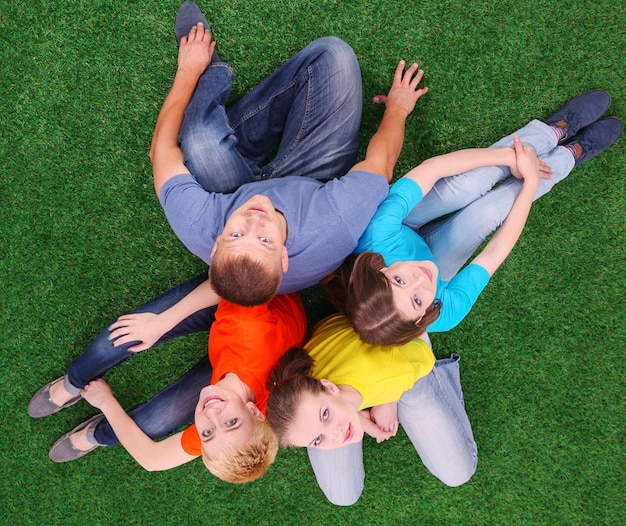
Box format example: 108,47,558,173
108,312,164,353
81,379,115,410
373,60,428,117
177,22,216,78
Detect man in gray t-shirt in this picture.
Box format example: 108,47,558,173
153,5,427,306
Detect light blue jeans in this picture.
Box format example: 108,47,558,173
308,354,477,506
404,119,575,280
306,120,575,506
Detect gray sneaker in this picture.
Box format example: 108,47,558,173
28,376,82,418
49,414,105,463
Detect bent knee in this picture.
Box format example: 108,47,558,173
438,454,477,487
310,36,359,77
323,487,363,507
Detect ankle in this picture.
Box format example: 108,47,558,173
49,379,75,406
550,122,568,142
564,142,583,162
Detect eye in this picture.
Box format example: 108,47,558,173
259,236,270,243
322,408,329,421
413,295,422,307
201,428,213,438
231,232,242,238
226,418,238,427
313,435,322,446
394,276,405,285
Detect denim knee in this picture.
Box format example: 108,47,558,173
439,452,477,487
308,36,359,79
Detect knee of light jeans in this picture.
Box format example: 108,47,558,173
436,451,477,487
307,443,364,506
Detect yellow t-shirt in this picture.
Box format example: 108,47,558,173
305,314,435,409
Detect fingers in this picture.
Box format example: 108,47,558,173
186,22,212,42
538,159,553,179
393,60,407,83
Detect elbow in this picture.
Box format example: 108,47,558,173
149,140,157,164
142,461,165,472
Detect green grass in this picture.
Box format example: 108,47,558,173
1,0,624,524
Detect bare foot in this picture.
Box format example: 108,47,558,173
69,427,94,452
49,378,79,407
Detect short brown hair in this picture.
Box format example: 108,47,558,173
341,252,442,345
202,421,278,483
210,251,281,306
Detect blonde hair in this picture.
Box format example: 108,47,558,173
202,421,278,483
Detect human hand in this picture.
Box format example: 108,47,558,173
177,22,216,78
370,402,399,435
81,379,115,409
509,141,552,180
359,409,397,443
108,312,164,353
510,136,542,189
373,60,428,117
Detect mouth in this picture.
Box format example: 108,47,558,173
202,396,225,409
248,205,267,214
344,423,353,443
420,266,433,283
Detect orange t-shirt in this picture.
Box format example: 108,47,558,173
180,293,307,456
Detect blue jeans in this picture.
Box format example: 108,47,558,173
180,36,362,193
307,354,477,506
403,120,575,280
63,273,216,446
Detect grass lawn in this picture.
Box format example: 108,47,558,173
1,0,624,524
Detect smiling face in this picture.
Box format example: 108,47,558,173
212,195,288,274
194,384,265,459
381,260,439,323
283,381,364,450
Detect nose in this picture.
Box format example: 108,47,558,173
412,268,426,285
332,424,345,446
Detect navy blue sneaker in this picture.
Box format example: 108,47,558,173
175,1,221,62
545,90,611,143
563,116,623,167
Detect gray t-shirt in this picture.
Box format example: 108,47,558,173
159,171,388,294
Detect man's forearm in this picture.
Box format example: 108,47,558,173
150,70,200,162
366,107,409,178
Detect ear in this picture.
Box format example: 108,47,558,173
210,236,221,260
319,378,340,396
246,401,266,422
281,246,289,273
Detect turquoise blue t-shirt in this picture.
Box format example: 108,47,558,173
356,177,490,332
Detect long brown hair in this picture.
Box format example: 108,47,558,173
324,252,442,345
265,348,326,446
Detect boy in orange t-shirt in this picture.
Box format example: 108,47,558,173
56,293,307,483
